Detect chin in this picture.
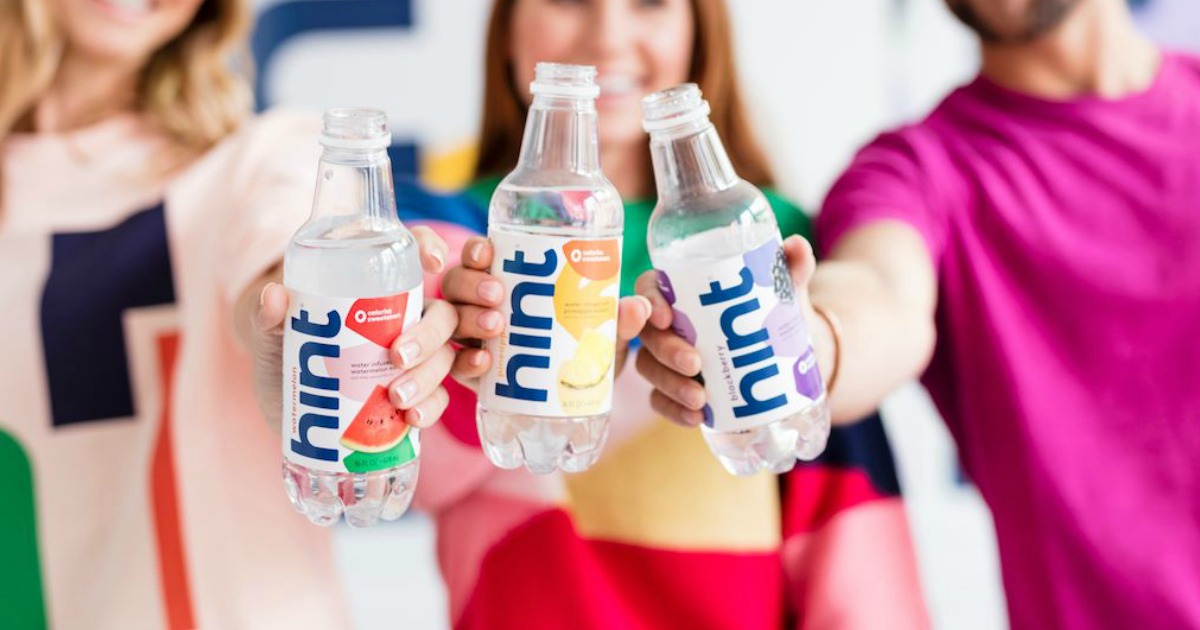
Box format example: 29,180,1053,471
598,106,646,146
69,31,161,65
57,0,194,66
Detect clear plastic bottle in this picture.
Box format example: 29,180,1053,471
282,108,423,526
477,63,624,475
643,85,830,476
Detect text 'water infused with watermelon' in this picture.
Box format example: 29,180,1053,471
282,108,423,526
644,85,830,476
477,63,623,474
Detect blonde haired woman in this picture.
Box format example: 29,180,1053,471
0,1,456,627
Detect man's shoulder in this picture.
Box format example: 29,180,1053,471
855,75,1001,186
1164,51,1200,84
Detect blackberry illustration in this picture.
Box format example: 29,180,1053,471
772,246,795,304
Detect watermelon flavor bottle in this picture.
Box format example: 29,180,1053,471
282,108,423,527
477,63,623,474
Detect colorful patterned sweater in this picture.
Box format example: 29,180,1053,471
397,177,928,630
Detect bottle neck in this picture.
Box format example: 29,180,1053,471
517,95,601,175
649,121,739,201
310,147,400,228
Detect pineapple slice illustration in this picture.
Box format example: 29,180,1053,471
560,329,615,389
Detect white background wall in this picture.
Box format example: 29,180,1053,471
256,1,1191,628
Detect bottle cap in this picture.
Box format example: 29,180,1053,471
530,63,601,99
642,84,711,133
320,107,391,150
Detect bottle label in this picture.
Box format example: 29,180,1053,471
653,237,823,431
481,230,622,418
282,288,423,473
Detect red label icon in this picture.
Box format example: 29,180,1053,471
346,294,410,348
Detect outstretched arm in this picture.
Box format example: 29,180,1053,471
635,220,937,426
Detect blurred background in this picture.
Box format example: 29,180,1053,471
248,0,1200,628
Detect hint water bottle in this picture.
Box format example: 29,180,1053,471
282,108,423,526
644,85,830,476
477,63,623,475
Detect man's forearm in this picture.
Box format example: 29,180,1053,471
808,223,938,424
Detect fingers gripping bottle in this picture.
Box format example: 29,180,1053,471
643,85,830,476
478,63,623,475
282,108,423,526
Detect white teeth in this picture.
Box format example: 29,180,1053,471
598,75,638,96
107,0,152,12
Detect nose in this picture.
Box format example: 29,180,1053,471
589,0,635,61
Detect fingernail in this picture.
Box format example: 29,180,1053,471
407,407,424,426
469,242,484,264
651,299,672,329
683,410,704,426
429,248,445,273
675,350,700,375
683,386,705,410
398,341,420,367
470,350,486,367
478,280,502,303
393,379,418,406
478,310,502,331
635,296,652,319
258,284,270,307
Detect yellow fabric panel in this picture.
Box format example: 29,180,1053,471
565,420,781,552
421,143,478,191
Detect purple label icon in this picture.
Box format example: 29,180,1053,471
793,347,823,400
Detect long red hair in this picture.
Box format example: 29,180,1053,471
473,0,776,189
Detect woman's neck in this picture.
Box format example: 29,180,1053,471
600,140,654,201
35,50,140,133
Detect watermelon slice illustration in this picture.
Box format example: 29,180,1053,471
341,385,409,453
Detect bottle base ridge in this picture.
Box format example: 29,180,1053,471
477,408,610,474
701,400,831,477
283,460,419,527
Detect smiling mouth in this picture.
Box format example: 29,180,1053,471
597,75,642,99
93,0,154,17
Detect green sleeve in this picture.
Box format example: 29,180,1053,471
762,188,813,242
464,176,502,210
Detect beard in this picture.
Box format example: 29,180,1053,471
947,0,1083,44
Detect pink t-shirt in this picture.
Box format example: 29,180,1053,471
819,52,1200,629
0,111,349,629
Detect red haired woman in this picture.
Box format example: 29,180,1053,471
431,1,929,627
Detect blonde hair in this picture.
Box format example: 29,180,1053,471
0,0,253,203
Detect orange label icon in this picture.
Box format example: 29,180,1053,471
564,239,620,281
